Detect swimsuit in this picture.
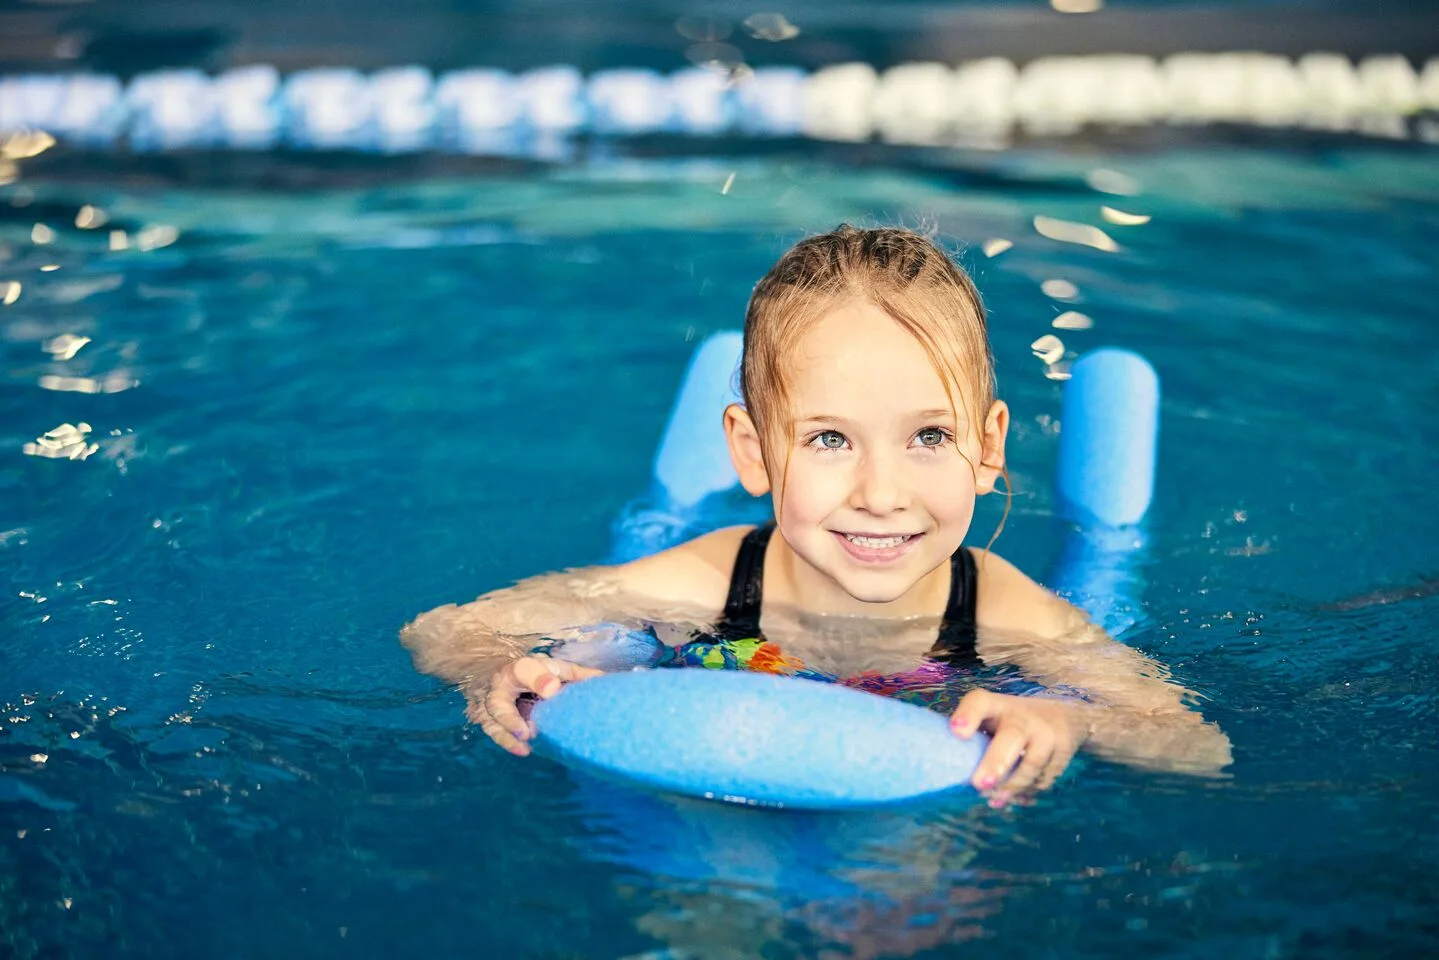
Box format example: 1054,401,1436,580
669,523,984,711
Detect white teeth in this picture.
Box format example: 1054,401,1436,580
844,534,909,549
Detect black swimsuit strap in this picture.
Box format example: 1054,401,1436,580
715,523,979,663
930,546,981,667
717,523,774,638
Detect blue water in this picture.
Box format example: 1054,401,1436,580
3,145,1438,958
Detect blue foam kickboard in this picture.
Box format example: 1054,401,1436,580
532,669,989,810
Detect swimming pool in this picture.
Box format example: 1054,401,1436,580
3,140,1438,957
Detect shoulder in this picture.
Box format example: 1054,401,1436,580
969,547,1086,640
612,524,755,614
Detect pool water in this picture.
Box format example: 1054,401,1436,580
3,144,1438,958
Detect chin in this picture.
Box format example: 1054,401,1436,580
831,571,919,605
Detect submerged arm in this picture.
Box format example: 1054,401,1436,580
400,566,636,686
400,566,674,756
982,615,1233,775
401,527,741,683
967,552,1232,792
400,527,742,752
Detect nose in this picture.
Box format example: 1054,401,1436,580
848,451,909,515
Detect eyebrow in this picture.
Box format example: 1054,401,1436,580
794,409,963,425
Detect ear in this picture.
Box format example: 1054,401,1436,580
975,399,1009,495
723,404,771,497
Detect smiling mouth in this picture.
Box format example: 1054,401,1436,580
840,533,916,549
831,531,923,562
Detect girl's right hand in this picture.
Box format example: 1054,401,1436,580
465,655,605,756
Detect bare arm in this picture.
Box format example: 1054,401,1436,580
400,566,637,686
399,527,746,753
400,526,745,683
971,550,1232,782
993,623,1233,775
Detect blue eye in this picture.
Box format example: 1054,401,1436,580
915,427,950,447
810,430,848,450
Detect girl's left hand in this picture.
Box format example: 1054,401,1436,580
950,690,1090,806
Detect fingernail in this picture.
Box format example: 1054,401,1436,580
978,775,996,790
540,679,561,697
988,795,1007,809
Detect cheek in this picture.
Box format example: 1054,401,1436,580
916,459,979,515
777,459,849,520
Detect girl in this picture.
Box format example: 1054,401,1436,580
402,225,1231,806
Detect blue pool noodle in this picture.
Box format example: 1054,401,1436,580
652,331,744,511
606,331,745,563
1049,348,1159,637
534,337,1160,808
1055,348,1159,530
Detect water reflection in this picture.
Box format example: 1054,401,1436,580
1085,168,1141,196
742,13,801,42
22,420,98,460
1032,215,1118,253
75,204,108,229
1100,205,1152,226
568,772,996,958
1052,310,1093,331
1040,278,1080,301
41,332,89,359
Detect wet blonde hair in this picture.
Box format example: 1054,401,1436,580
740,224,1010,544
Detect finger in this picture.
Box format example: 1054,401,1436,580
998,728,1054,795
485,675,535,743
950,690,998,739
482,715,531,757
467,695,532,757
510,657,567,697
540,659,606,691
1031,763,1063,795
1031,742,1079,794
972,727,1027,792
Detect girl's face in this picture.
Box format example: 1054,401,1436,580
763,300,1007,615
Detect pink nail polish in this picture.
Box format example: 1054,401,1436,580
978,775,996,790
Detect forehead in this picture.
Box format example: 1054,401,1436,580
790,300,963,414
